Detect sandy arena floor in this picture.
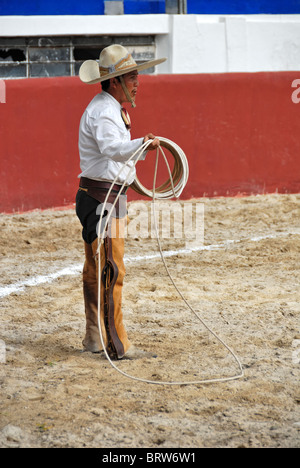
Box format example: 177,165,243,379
0,193,299,448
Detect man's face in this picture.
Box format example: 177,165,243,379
122,70,139,103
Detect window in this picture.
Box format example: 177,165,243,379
0,36,156,79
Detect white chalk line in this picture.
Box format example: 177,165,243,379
0,230,299,299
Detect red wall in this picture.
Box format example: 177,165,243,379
0,73,299,213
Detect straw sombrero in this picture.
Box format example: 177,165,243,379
79,44,166,84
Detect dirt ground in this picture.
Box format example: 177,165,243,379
0,193,299,448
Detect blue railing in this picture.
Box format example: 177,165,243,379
0,0,299,15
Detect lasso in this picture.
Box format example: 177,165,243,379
95,138,244,385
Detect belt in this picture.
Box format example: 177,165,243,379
78,177,128,219
79,177,128,195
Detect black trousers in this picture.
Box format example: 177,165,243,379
76,188,127,244
75,189,106,244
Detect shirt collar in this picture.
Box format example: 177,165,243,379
102,91,122,110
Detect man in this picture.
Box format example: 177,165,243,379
76,44,166,360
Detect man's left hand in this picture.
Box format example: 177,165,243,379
143,133,160,151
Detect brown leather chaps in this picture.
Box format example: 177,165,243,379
82,218,130,359
76,181,130,359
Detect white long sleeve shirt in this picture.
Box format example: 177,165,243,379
78,91,145,185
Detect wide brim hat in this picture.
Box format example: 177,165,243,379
79,44,166,84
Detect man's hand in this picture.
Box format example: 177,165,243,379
143,133,160,151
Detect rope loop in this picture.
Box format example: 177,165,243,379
95,138,244,385
131,137,189,200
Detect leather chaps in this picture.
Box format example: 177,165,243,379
76,180,130,359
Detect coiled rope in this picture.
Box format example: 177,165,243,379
95,137,244,385
131,137,189,200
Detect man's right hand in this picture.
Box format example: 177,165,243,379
143,133,160,151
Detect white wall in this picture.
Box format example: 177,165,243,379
1,14,300,73
156,14,300,73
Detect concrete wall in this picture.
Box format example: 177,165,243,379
158,14,300,73
0,73,299,213
1,14,300,73
1,13,300,211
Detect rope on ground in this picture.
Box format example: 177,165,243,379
95,138,244,385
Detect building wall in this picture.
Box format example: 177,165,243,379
0,9,300,211
188,0,300,14
1,0,300,15
1,14,300,74
0,73,299,213
0,0,165,15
